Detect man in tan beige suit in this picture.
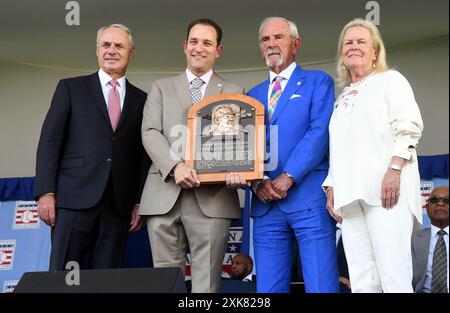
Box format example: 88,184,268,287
139,18,247,293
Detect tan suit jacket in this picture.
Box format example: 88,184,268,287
139,72,243,219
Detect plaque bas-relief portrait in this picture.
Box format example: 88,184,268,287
201,104,252,137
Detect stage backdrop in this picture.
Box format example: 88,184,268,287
0,155,448,292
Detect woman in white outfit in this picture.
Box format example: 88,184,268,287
323,18,424,293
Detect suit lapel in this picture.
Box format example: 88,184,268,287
173,73,192,111
270,65,306,125
86,73,112,129
418,228,431,273
258,80,271,125
204,73,224,98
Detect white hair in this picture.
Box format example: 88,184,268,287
96,23,134,48
258,17,299,41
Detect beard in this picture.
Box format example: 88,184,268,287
265,57,283,67
265,49,284,68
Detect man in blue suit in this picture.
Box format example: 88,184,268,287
247,17,339,292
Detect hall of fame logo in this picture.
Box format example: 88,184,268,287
12,201,39,229
0,239,16,270
421,181,433,213
221,227,243,278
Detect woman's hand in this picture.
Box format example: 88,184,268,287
326,187,342,223
380,168,401,209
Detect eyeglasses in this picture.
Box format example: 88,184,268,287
428,196,449,205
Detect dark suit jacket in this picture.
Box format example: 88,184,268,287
411,227,431,293
35,72,150,218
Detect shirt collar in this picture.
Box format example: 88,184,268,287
243,273,253,282
186,68,213,85
98,69,126,88
269,61,297,84
431,224,449,237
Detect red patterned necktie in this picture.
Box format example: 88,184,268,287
108,80,121,131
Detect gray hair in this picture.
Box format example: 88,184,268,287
96,23,135,48
336,18,388,86
258,17,299,41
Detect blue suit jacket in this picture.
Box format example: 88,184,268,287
247,65,334,217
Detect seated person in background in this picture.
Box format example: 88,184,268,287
412,186,449,293
231,253,254,282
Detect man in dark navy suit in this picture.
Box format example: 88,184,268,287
35,24,150,270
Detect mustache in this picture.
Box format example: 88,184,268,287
266,48,281,57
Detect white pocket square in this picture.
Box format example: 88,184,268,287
290,94,301,99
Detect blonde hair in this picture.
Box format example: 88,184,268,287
336,18,388,86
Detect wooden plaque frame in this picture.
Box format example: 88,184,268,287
186,93,265,183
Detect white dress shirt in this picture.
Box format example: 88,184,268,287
243,273,253,282
422,225,449,293
98,69,126,111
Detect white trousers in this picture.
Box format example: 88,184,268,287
341,196,414,293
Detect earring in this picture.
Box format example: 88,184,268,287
372,63,376,68
372,59,376,68
342,65,346,70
